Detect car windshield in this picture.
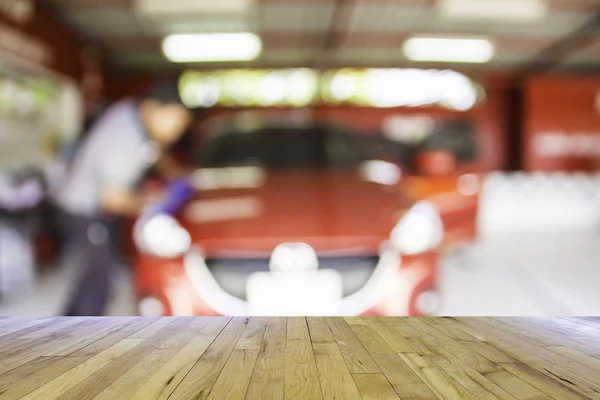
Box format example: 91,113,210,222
199,126,366,168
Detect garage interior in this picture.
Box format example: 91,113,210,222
1,0,600,398
1,0,599,316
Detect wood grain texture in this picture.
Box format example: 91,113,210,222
246,317,286,400
0,317,597,400
313,342,361,400
352,374,400,400
326,317,380,374
284,342,322,400
307,317,334,342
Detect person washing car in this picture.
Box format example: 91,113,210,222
55,81,192,316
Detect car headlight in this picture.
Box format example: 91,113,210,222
134,214,191,258
391,201,443,255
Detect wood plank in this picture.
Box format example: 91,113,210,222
287,317,310,342
307,317,334,342
494,318,600,359
382,318,434,354
206,349,260,399
548,345,600,370
129,317,231,400
54,318,193,400
484,369,553,400
236,317,267,350
459,341,517,364
18,338,144,400
438,359,517,400
406,318,500,375
326,317,380,374
443,318,490,341
371,354,438,400
562,317,600,330
0,318,157,399
455,318,599,397
352,374,401,400
469,318,600,388
499,362,589,400
0,317,598,400
91,318,212,400
204,318,266,399
246,317,287,400
349,324,395,355
313,342,362,400
0,317,73,348
364,318,418,353
344,317,368,325
0,318,103,358
384,318,424,339
0,318,128,376
42,318,136,356
0,317,49,337
411,335,517,400
398,352,480,400
92,347,181,400
0,356,65,395
167,317,249,400
284,342,322,400
427,351,508,400
127,317,175,339
422,317,482,342
20,318,87,339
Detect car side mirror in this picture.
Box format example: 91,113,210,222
415,150,457,177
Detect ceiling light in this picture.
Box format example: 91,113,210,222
135,0,254,15
162,33,262,63
403,37,494,63
438,0,547,22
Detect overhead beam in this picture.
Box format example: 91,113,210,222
523,10,600,73
313,0,350,68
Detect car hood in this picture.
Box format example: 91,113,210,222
180,168,411,256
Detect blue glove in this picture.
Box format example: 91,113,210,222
153,178,196,216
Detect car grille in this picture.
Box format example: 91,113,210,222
205,255,379,300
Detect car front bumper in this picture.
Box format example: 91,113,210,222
135,244,439,317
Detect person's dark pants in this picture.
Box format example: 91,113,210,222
60,212,119,316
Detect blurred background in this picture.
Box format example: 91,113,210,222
1,0,600,316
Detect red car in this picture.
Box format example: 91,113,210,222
133,119,447,317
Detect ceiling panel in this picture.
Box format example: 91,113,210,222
565,37,600,61
546,0,600,12
324,48,405,65
43,0,600,72
410,10,593,37
260,3,335,32
347,4,426,33
61,10,146,38
260,49,316,65
156,17,254,34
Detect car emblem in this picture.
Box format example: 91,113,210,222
270,242,319,272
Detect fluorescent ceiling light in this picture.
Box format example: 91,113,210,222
403,37,494,63
162,33,262,63
135,0,253,15
438,0,547,22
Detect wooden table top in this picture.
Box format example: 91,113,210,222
0,316,599,399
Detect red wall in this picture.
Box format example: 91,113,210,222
0,2,84,79
524,76,600,171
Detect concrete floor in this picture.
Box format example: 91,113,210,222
439,231,600,315
1,230,599,316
